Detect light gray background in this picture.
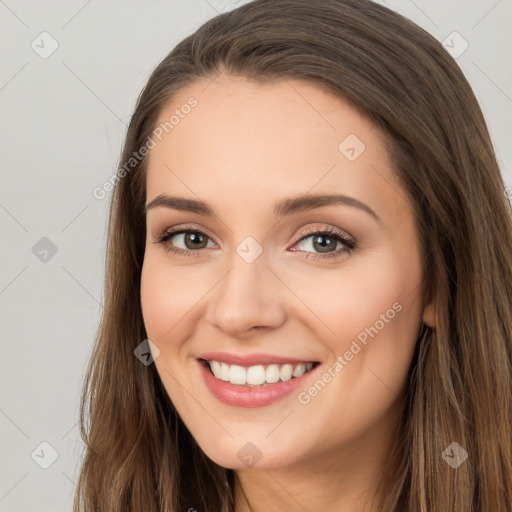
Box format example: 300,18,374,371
0,1,510,510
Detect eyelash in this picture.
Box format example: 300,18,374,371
153,224,356,261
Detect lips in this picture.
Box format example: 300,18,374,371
196,352,321,407
198,351,317,367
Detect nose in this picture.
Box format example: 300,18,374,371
204,252,286,338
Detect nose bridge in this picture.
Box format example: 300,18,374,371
205,246,285,335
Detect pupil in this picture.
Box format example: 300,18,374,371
314,235,336,253
186,232,207,249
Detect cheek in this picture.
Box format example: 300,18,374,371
289,261,423,445
140,254,197,342
140,256,199,406
285,261,418,346
321,255,424,398
287,250,424,384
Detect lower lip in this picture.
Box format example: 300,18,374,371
197,359,318,408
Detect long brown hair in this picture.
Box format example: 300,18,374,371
74,0,512,510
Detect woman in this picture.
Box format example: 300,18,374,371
74,0,512,510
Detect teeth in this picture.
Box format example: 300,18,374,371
292,363,306,378
210,360,222,379
247,365,266,385
220,362,230,381
206,360,316,386
280,364,293,382
266,364,280,383
229,364,246,385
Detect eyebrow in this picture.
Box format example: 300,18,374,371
145,193,380,222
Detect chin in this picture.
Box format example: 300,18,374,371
193,431,300,471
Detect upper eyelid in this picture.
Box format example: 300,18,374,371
158,223,348,236
161,224,219,244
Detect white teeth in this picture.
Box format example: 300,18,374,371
206,360,316,386
210,360,221,379
280,364,293,382
265,364,280,383
229,364,247,385
247,365,266,385
292,363,306,378
220,362,230,381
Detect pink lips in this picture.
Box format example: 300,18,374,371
198,351,315,367
196,352,319,408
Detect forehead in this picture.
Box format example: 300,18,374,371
153,75,377,151
146,75,406,219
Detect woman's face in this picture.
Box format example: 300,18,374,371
141,74,434,471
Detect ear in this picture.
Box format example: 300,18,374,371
422,300,436,328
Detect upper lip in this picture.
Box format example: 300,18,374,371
198,351,319,367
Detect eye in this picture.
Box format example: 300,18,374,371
153,224,216,257
289,225,356,260
153,224,356,260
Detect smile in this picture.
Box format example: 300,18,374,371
196,355,321,408
203,359,317,386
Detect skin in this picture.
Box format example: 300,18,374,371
140,74,436,512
